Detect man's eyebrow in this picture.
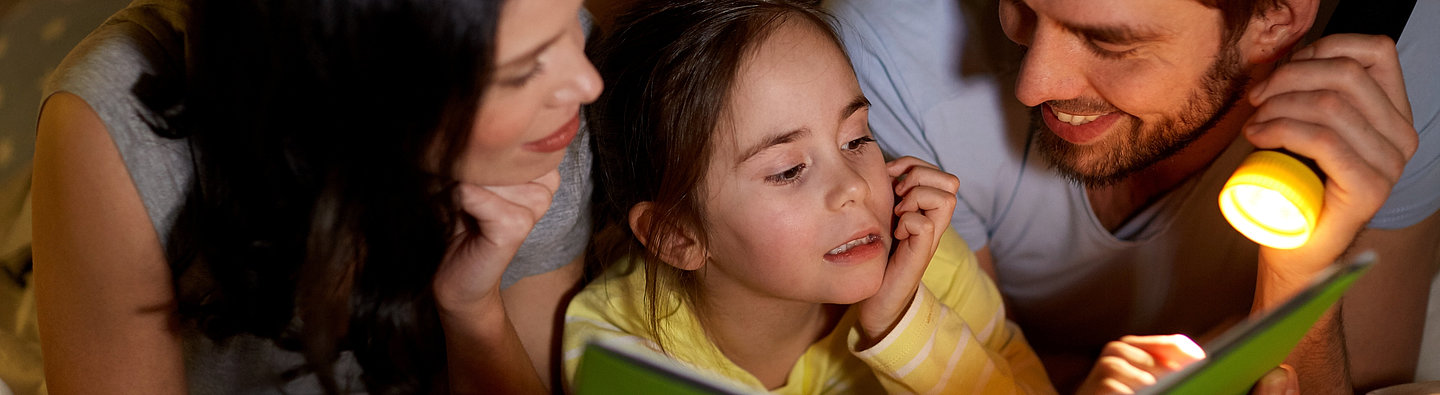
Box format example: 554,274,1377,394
738,128,810,165
1062,23,1169,44
498,30,566,69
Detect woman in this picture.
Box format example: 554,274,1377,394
32,0,599,392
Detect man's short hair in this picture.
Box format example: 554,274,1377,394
1197,0,1284,44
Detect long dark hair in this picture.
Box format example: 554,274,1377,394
585,0,841,354
141,0,501,392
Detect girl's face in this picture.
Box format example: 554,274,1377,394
698,20,893,306
460,0,603,186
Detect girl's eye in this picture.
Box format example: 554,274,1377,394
765,163,807,185
843,136,877,152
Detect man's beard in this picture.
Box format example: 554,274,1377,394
1033,45,1250,187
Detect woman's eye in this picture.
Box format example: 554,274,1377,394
765,163,807,185
843,136,876,151
501,62,545,87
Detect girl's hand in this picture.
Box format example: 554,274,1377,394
1076,335,1205,395
433,170,561,317
856,157,960,343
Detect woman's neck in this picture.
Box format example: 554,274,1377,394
696,278,847,390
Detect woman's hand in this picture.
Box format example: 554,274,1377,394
856,157,960,343
433,170,561,317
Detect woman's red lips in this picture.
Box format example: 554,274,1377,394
523,115,580,153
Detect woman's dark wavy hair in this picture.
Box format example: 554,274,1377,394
137,0,500,392
585,0,840,355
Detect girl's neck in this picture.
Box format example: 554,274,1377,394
696,279,847,390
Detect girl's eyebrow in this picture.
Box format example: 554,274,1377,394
841,95,870,121
738,128,810,165
736,95,869,166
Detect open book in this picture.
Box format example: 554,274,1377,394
573,252,1375,394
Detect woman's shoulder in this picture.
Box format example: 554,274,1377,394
42,0,195,245
46,0,189,101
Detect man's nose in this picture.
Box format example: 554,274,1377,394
1014,26,1087,108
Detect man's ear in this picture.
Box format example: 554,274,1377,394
628,202,707,271
1239,0,1320,64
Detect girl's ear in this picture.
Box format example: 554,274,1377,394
628,202,707,271
1239,0,1319,64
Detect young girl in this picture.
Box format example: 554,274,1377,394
564,1,1054,392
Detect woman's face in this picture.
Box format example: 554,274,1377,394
697,19,893,307
461,0,603,186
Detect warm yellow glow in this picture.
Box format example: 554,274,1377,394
1218,151,1324,250
1227,185,1307,234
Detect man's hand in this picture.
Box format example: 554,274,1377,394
1244,34,1417,295
855,157,959,344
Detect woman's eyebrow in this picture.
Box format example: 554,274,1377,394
498,30,566,69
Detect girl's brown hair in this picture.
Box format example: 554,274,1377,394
585,0,845,353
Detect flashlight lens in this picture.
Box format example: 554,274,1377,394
1218,150,1324,250
1226,185,1307,234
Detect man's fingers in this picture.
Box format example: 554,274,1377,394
1246,92,1411,183
1249,58,1417,156
1249,365,1298,395
1285,34,1408,119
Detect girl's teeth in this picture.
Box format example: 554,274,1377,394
828,235,877,255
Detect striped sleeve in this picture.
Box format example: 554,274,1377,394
847,231,1055,394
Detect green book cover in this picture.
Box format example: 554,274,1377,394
1143,251,1375,395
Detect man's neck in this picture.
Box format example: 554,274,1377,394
695,275,846,390
1086,102,1256,231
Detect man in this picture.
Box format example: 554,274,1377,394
826,0,1440,392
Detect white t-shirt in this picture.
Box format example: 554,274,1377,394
827,0,1440,366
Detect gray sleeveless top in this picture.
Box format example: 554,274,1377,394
43,0,593,392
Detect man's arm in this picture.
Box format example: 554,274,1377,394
1344,209,1440,391
1245,33,1420,394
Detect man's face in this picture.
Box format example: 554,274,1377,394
999,0,1251,186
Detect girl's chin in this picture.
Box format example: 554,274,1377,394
824,274,885,305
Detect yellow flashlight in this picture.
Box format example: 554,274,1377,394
1218,150,1325,249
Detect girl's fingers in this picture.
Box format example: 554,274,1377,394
1116,335,1205,371
894,185,957,245
859,211,935,339
886,155,941,178
890,157,958,196
1098,341,1162,377
1089,356,1157,394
